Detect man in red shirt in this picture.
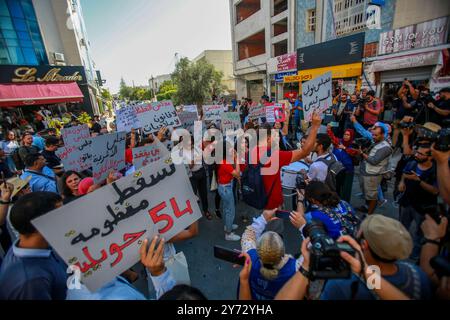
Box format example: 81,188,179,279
251,112,322,210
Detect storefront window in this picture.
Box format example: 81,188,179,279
0,0,48,65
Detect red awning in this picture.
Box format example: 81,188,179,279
0,82,84,107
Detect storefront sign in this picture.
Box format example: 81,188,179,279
297,33,364,70
286,63,363,83
379,17,449,55
430,77,450,93
0,65,86,84
371,51,441,72
275,71,297,83
268,53,297,74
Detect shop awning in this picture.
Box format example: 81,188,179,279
0,82,84,107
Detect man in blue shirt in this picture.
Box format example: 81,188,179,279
21,153,57,193
0,192,67,300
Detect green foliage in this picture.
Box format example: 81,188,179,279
119,77,132,99
77,112,92,125
156,89,177,102
172,57,225,106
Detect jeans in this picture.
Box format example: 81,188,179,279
218,182,236,233
189,167,209,213
399,205,424,260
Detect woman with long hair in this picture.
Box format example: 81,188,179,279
60,171,83,204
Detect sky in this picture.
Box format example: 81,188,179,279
80,0,232,94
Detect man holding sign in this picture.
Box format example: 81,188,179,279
302,72,333,122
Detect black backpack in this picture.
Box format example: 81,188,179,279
316,154,345,192
11,146,38,171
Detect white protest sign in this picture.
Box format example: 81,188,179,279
221,112,241,131
56,140,92,172
202,105,223,120
134,101,181,135
178,111,198,134
249,104,266,120
61,125,90,147
302,72,332,122
116,105,141,133
132,142,169,170
183,105,198,113
91,132,126,184
32,159,202,292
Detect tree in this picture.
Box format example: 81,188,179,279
119,77,132,100
172,57,225,107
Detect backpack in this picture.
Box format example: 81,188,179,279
316,154,345,192
241,162,277,210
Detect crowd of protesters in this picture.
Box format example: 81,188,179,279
0,81,449,301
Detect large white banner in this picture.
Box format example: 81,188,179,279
221,112,241,131
91,132,126,184
202,105,223,120
134,101,181,135
32,159,202,292
302,72,332,122
116,105,141,133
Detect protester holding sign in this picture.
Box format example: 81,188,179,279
302,72,333,122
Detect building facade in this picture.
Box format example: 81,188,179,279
193,50,236,96
294,0,450,99
229,0,296,102
0,0,101,116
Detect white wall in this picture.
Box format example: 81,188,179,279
393,0,450,29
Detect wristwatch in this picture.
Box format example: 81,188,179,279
298,265,312,281
422,238,441,246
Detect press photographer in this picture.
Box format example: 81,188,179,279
276,215,432,300
427,87,450,127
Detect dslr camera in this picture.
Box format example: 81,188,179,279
416,127,450,152
296,174,308,191
399,121,416,130
351,137,372,151
302,220,355,280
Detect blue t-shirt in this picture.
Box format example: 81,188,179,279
0,243,68,300
333,148,354,173
21,166,57,193
306,209,343,240
32,135,46,151
247,249,297,300
321,262,432,300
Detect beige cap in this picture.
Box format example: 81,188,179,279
421,122,442,133
6,176,32,198
361,215,413,261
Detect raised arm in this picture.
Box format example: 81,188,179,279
291,112,322,163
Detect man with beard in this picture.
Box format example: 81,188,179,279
398,143,439,261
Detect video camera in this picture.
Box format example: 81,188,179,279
399,121,416,130
302,220,356,280
416,127,450,152
351,137,372,151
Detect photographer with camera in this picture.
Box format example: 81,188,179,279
354,91,383,130
355,124,393,216
427,88,450,127
291,181,359,240
276,215,432,300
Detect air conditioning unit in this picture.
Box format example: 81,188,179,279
53,52,65,62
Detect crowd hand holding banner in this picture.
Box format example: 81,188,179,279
32,157,203,292
202,105,224,121
302,72,333,122
56,124,93,172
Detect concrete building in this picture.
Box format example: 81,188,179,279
193,50,236,96
0,0,101,115
149,74,172,94
229,0,296,102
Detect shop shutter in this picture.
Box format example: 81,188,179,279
380,67,433,83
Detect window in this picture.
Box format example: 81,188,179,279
0,0,48,65
333,0,368,36
236,0,261,24
307,9,316,32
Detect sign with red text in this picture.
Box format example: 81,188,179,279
249,103,266,120
91,132,126,184
134,101,181,135
116,105,141,133
56,139,92,172
32,159,202,292
202,105,223,121
302,72,332,122
221,112,241,131
61,124,90,147
132,143,169,170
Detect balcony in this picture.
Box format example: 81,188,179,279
273,0,288,17
236,0,261,25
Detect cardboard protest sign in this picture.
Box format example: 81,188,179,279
221,112,241,131
249,103,266,120
302,72,332,122
91,132,126,184
32,158,202,292
61,125,90,147
265,104,286,123
134,101,181,135
183,105,198,113
202,105,223,121
132,142,169,170
56,140,92,172
116,105,141,133
178,111,198,134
